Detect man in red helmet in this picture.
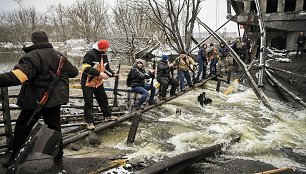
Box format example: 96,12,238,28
81,39,119,130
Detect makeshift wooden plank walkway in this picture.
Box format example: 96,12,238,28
63,75,220,145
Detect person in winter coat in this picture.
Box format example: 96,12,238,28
81,39,119,130
129,59,156,109
207,43,219,76
218,42,229,70
231,38,242,73
196,44,207,82
173,51,196,91
296,31,306,58
0,29,78,167
157,55,178,100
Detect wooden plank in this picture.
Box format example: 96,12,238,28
254,167,291,174
1,87,13,150
63,76,217,145
126,113,142,145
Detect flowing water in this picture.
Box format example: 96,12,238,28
1,49,306,173
88,80,306,173
113,82,306,171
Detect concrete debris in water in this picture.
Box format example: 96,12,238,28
86,132,101,146
68,143,82,151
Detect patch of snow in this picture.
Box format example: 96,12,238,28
64,39,88,46
2,42,20,49
275,58,291,63
101,166,131,174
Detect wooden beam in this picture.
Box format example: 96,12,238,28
1,87,13,150
254,167,291,174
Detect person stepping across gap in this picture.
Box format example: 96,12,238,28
81,39,119,130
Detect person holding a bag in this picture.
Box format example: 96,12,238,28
81,39,119,130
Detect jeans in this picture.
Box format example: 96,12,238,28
196,57,207,80
132,83,156,106
210,58,218,75
178,70,193,90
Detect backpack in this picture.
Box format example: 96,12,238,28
126,68,133,87
207,48,213,57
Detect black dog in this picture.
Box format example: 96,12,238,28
197,92,212,106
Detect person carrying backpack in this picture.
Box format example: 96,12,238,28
129,59,156,110
207,43,219,76
172,50,196,91
218,42,229,70
231,38,242,73
157,55,178,100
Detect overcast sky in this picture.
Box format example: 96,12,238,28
0,0,238,32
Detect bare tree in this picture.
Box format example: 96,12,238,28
0,7,46,46
64,0,108,43
48,4,69,42
112,0,160,63
0,25,11,43
136,0,202,53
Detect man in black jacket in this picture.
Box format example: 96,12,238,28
157,55,178,100
296,31,306,58
81,39,119,130
0,29,78,166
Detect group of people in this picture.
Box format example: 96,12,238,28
127,50,198,110
195,42,230,82
0,29,119,168
1,28,304,169
127,44,230,110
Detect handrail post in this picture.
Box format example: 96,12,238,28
226,70,231,84
127,91,132,112
126,113,141,145
1,87,13,150
216,79,221,92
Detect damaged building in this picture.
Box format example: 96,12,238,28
228,0,306,50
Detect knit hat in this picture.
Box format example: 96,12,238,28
161,55,169,61
98,39,110,50
31,29,49,44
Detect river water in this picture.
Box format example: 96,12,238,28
1,49,306,173
110,81,306,173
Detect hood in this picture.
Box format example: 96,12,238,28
92,42,99,51
133,59,146,68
